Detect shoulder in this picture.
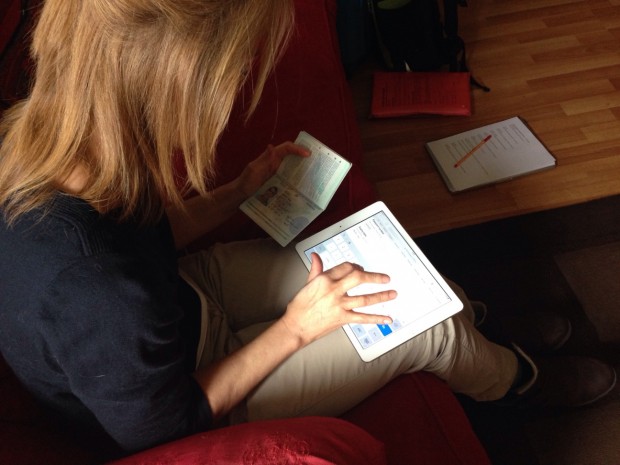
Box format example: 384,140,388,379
0,193,179,352
2,193,175,268
2,195,120,257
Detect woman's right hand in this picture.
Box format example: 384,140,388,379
281,253,397,347
195,253,396,420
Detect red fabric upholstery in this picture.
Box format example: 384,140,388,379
187,0,376,248
109,417,387,465
0,1,491,464
5,357,383,465
0,0,21,51
0,356,97,465
343,372,491,465
1,354,491,465
0,0,35,113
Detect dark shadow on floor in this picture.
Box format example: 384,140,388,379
415,195,620,465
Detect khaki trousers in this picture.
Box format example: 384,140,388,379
178,238,517,422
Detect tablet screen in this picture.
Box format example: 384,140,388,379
301,210,453,350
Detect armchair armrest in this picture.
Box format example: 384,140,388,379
108,417,387,465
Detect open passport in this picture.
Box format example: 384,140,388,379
240,132,351,246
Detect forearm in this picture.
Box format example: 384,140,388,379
166,179,247,250
192,318,303,420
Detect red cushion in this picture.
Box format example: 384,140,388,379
107,417,387,465
343,372,491,465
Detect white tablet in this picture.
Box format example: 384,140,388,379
295,201,463,362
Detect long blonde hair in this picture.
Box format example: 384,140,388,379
0,0,294,224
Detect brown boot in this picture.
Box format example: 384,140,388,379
507,312,573,353
508,344,617,408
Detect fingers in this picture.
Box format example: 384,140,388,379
286,260,396,345
316,261,397,314
307,253,324,282
345,288,397,313
326,261,390,290
270,141,311,161
348,309,394,326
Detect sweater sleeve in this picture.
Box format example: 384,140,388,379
43,253,213,452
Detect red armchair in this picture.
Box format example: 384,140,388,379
0,1,491,464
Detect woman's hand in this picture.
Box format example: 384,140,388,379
281,253,397,347
168,141,308,249
235,142,310,198
194,253,396,420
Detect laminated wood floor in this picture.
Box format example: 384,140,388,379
349,0,620,238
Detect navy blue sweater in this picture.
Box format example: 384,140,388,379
0,195,212,452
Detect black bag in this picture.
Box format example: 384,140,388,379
369,0,489,91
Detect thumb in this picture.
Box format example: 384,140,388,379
307,252,324,282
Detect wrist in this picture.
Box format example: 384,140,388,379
277,315,306,350
229,177,251,204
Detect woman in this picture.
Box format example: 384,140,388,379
0,0,615,456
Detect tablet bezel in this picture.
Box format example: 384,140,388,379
295,201,463,362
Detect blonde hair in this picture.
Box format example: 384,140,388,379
0,0,294,224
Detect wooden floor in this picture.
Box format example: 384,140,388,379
348,0,620,238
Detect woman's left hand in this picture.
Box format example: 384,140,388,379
235,142,310,197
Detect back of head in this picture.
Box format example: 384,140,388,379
0,0,294,224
